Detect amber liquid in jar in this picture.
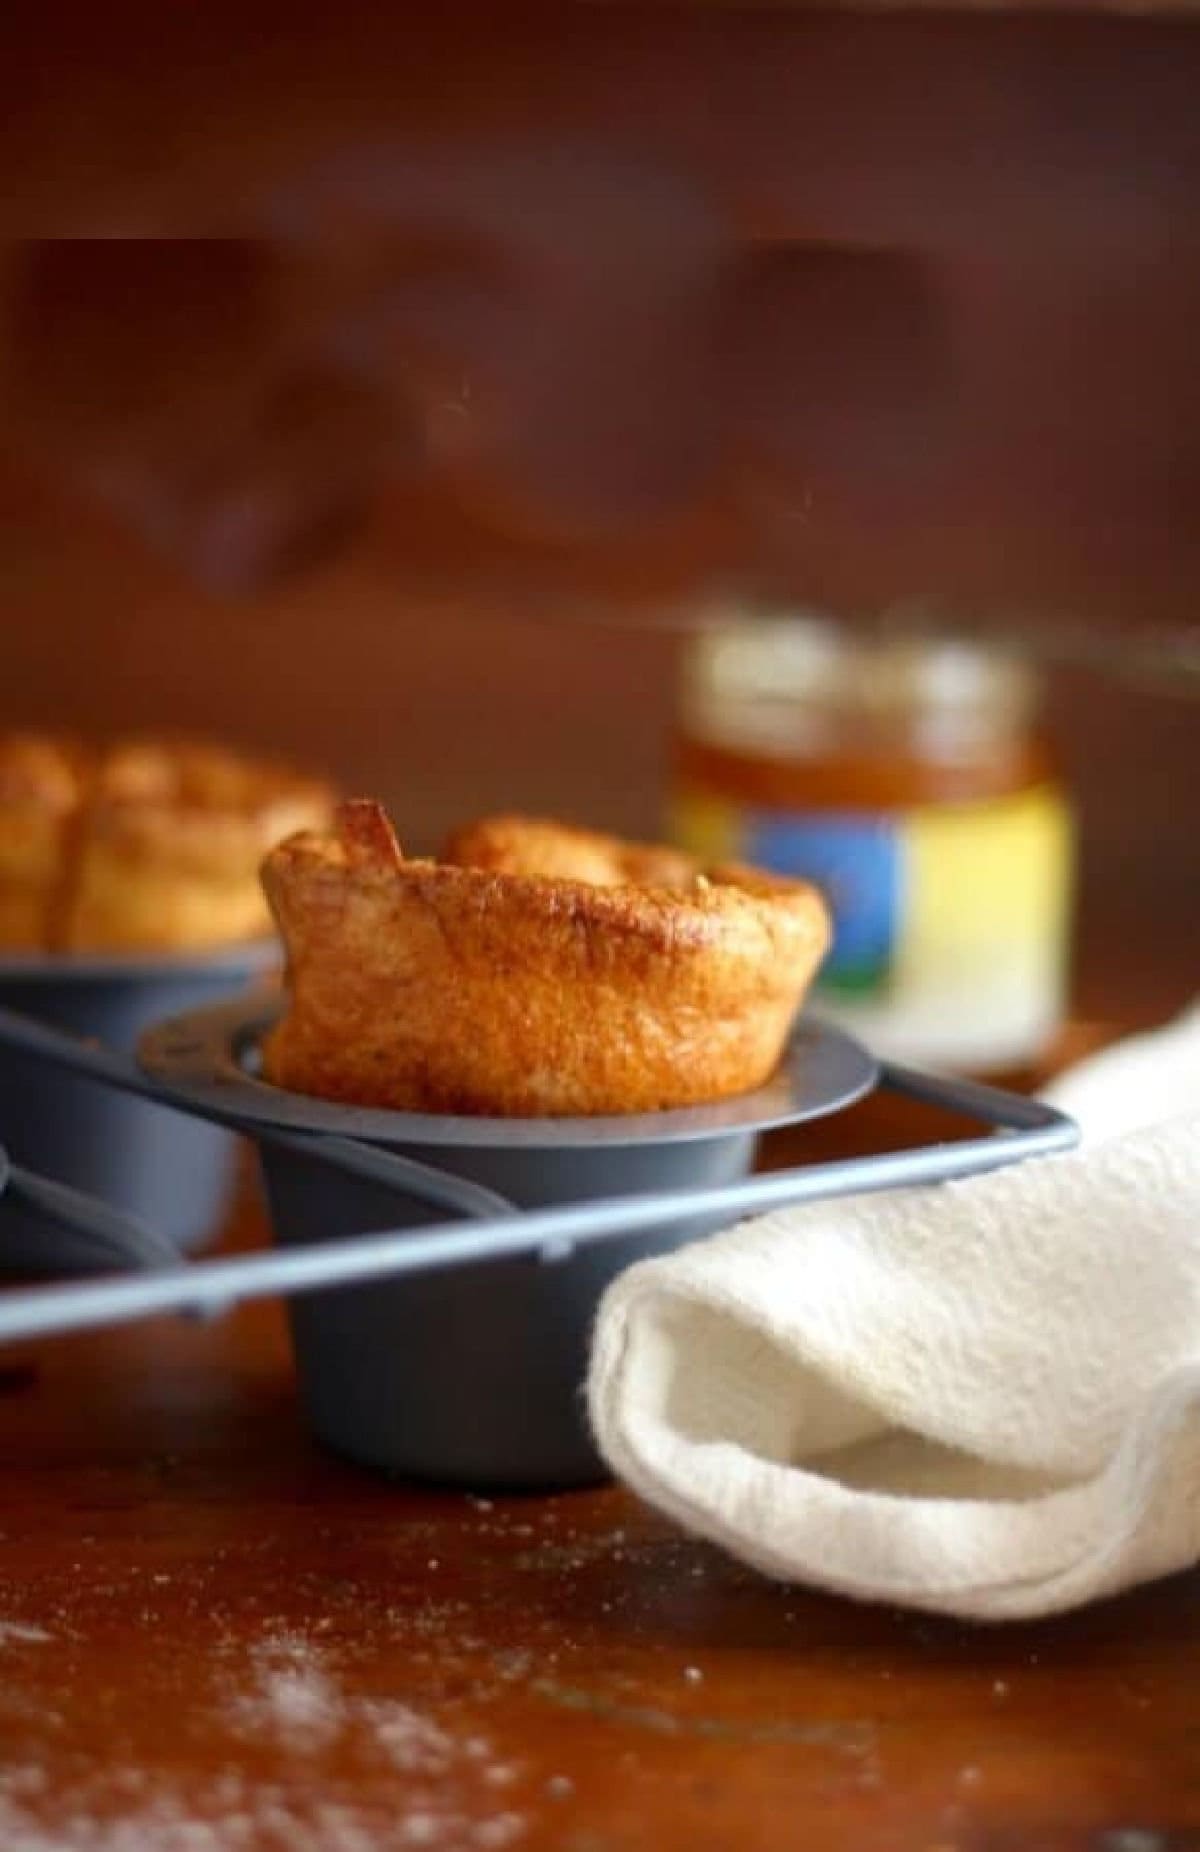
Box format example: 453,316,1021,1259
671,616,1074,1072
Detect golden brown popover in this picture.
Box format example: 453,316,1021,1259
0,734,333,954
261,802,831,1116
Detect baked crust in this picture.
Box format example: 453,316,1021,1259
0,735,333,954
261,802,831,1116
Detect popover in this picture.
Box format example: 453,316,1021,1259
261,802,831,1116
0,734,333,954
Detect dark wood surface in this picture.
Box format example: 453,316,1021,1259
2,1015,1198,1851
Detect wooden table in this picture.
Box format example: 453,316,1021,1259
2,1027,1198,1852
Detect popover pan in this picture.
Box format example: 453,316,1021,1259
0,998,1077,1490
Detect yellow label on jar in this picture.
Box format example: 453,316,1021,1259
671,783,1073,1069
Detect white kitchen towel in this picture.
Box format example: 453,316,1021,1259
588,1005,1200,1619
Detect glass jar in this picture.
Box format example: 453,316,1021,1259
671,611,1074,1072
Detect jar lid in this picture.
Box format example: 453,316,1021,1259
681,608,1040,759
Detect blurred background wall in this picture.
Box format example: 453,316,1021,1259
1,457,1194,1026
1,9,1197,1030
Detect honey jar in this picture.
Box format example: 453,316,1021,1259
671,612,1074,1072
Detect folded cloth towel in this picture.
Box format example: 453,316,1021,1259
588,1005,1200,1620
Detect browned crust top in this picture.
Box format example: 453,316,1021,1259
266,803,829,953
260,802,832,1114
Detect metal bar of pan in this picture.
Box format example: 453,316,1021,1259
3,1161,183,1270
0,1066,1077,1346
0,1004,512,1223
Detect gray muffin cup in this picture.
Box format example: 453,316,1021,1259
0,945,276,1260
141,996,878,1488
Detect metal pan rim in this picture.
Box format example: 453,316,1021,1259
138,993,880,1149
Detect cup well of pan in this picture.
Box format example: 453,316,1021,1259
0,944,278,1256
140,994,878,1489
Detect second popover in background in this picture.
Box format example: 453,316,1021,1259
0,734,333,955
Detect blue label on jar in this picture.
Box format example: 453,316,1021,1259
744,811,901,994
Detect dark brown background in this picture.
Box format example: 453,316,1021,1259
0,9,1197,1022
4,11,1200,623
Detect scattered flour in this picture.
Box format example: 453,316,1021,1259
0,1622,52,1645
199,1631,526,1851
472,1816,524,1849
0,1769,525,1852
223,1634,469,1777
359,1702,455,1776
226,1638,343,1751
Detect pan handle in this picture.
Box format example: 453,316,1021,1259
0,1002,513,1223
0,1159,182,1278
0,1058,1077,1346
